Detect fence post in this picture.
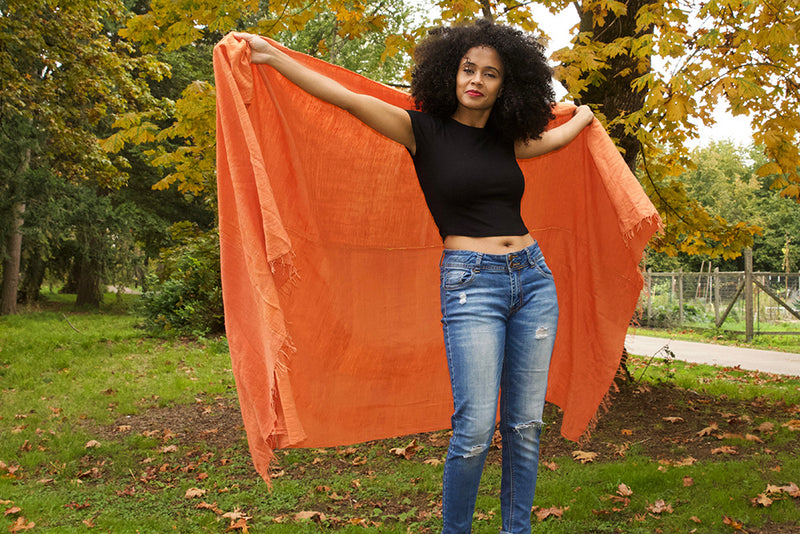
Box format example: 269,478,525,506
744,247,754,342
678,268,684,326
713,267,721,324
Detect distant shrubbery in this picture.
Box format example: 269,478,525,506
141,224,223,337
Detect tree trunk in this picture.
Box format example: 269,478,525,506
1,201,26,315
572,0,658,171
20,248,46,304
75,229,102,308
75,253,102,308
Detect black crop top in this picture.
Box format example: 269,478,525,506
406,110,529,239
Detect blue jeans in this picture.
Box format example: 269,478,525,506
439,242,558,534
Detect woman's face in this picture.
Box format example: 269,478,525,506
454,46,504,113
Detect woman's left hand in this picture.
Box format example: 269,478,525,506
572,105,594,128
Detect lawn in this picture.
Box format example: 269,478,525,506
2,296,799,532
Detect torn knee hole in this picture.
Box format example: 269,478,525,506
512,420,544,433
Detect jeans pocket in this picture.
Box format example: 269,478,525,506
533,255,554,279
442,267,476,290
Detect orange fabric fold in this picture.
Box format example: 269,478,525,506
213,33,661,481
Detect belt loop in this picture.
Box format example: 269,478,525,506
474,252,483,272
525,245,534,267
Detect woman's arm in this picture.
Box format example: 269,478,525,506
514,105,594,159
234,33,416,153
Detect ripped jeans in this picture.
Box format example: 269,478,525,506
439,242,558,534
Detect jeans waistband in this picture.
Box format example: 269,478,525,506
439,241,544,272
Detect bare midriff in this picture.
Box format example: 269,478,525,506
443,233,534,254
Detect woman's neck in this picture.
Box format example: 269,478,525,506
450,107,491,128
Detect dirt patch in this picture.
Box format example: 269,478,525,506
96,396,246,451
541,381,800,464
100,381,799,466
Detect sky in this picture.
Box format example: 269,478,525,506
528,4,754,148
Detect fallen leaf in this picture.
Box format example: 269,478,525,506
663,416,684,423
7,516,35,532
389,439,419,460
541,460,558,471
683,476,694,487
781,420,800,431
160,445,178,453
423,458,442,466
674,456,697,466
617,483,633,497
776,482,800,498
84,440,101,449
82,518,95,527
690,515,702,523
227,517,250,532
223,509,251,521
620,429,633,435
4,506,21,516
755,422,775,432
294,510,326,522
745,434,764,443
533,505,567,521
197,501,223,515
711,446,738,455
647,500,673,514
184,487,206,499
751,493,773,507
722,515,744,530
572,450,597,463
697,423,719,437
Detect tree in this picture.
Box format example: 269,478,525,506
0,0,166,310
419,0,797,261
648,141,800,272
110,0,418,201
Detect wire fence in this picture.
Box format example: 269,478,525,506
638,270,800,332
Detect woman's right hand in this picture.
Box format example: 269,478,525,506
232,32,279,65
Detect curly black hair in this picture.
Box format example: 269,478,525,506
410,18,555,142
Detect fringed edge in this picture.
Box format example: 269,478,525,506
620,212,664,248
577,380,619,445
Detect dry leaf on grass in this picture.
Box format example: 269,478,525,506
711,445,738,455
532,505,567,521
184,487,206,499
722,515,744,530
663,416,685,423
294,510,326,522
389,439,420,460
7,517,35,532
751,493,773,507
781,420,800,431
617,483,633,497
755,421,774,432
697,423,719,437
647,499,673,514
572,450,597,463
84,440,101,449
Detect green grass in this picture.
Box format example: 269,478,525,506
2,295,799,533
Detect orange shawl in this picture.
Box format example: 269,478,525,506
214,33,661,481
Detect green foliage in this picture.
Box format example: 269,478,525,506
648,141,800,272
141,224,223,336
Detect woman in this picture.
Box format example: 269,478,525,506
235,19,593,534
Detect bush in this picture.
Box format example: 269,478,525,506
140,225,223,337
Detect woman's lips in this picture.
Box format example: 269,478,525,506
465,90,483,97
